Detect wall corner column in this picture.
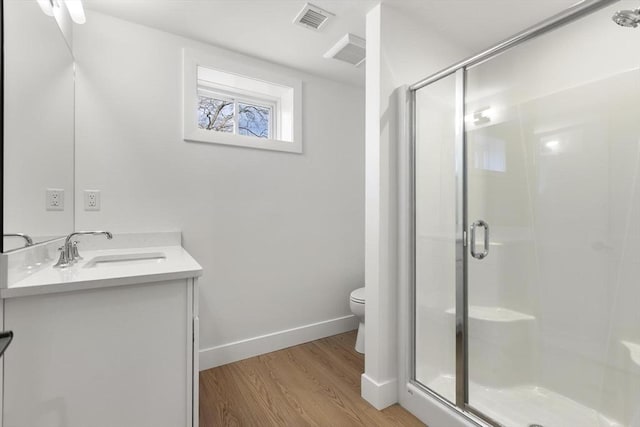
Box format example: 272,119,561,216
363,3,399,410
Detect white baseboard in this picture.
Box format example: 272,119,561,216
199,314,359,371
361,373,398,410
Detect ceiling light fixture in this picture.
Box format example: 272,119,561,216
36,0,55,16
64,0,86,24
544,139,561,153
36,0,85,24
473,107,492,125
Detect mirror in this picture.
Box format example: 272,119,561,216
2,0,75,252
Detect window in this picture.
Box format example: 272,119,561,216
183,49,302,153
197,89,275,139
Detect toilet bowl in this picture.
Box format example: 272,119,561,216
349,287,365,354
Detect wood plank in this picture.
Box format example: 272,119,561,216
199,330,425,426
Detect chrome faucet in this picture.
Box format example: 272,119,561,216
54,231,113,268
3,233,34,247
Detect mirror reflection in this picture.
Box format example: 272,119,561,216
2,0,75,252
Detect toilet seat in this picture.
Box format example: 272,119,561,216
350,287,365,304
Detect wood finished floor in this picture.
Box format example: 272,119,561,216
199,330,425,426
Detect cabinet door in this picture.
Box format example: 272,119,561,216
3,280,190,427
190,278,199,427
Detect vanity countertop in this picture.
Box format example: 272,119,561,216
1,245,202,299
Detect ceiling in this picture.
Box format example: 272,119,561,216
384,0,580,52
83,0,582,87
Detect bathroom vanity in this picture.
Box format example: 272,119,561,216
0,233,202,427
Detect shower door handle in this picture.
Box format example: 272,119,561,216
470,220,490,260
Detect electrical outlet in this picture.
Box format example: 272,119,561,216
46,189,65,211
84,190,101,211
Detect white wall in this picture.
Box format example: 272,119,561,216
74,11,364,368
3,0,75,250
363,3,469,409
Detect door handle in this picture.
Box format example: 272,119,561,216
470,220,490,260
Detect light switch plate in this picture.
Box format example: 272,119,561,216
46,189,65,211
84,190,101,211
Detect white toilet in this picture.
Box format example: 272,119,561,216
349,287,365,354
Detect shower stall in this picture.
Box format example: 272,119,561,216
409,0,640,426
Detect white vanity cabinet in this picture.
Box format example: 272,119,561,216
0,244,201,427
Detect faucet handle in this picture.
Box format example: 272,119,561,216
71,241,83,261
54,246,71,268
56,231,112,268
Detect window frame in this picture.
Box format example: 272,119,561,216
183,48,302,154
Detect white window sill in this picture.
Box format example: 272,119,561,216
183,128,302,154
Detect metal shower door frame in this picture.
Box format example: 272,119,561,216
408,1,619,426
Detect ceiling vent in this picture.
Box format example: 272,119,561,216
294,3,334,31
324,33,366,67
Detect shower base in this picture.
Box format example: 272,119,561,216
425,375,622,427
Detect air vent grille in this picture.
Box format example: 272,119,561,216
333,44,365,65
324,33,366,67
300,9,326,29
294,3,334,31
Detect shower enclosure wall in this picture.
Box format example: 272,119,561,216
409,1,640,426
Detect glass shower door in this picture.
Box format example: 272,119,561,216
413,72,460,403
465,2,640,426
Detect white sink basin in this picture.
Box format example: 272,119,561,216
83,252,166,268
